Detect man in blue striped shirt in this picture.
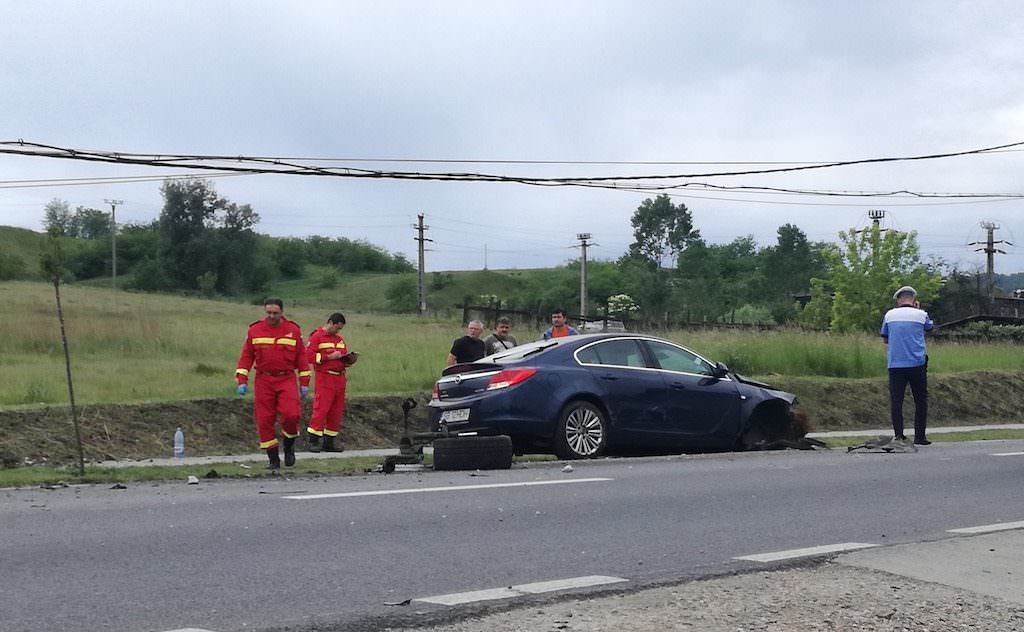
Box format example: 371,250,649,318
881,286,934,445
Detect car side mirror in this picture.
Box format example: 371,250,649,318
712,362,730,378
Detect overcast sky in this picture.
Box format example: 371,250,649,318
2,1,1023,273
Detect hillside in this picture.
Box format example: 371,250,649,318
0,225,46,279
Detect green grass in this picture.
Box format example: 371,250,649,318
5,279,1024,407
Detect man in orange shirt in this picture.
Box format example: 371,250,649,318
236,298,311,469
306,312,358,452
542,308,579,340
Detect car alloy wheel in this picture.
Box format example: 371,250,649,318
556,401,607,459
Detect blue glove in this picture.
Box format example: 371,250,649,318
236,384,247,396
300,385,309,400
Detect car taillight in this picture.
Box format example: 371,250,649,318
487,368,538,391
431,382,440,400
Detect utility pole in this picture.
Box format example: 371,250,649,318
867,209,886,229
414,213,432,316
969,221,1011,299
577,233,591,318
483,243,488,271
104,199,123,290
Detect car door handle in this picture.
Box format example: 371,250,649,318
600,376,619,381
670,382,686,390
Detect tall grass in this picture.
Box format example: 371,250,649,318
3,280,1023,407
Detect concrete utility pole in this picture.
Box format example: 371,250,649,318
414,213,432,316
577,233,591,318
104,199,123,290
970,221,1011,298
868,209,886,229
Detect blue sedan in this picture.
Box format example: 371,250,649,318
428,333,807,459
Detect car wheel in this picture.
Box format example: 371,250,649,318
555,401,607,460
432,435,514,471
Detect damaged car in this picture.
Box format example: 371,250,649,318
428,333,809,459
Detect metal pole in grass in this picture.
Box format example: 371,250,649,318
40,227,85,476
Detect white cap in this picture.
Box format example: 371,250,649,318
893,285,917,300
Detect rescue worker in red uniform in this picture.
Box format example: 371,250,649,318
235,298,312,469
305,312,358,452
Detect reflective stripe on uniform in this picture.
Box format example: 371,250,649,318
236,368,250,376
282,429,300,439
259,438,279,449
306,427,324,437
318,342,336,349
323,429,339,437
315,352,322,363
276,338,297,346
298,370,311,377
252,337,275,345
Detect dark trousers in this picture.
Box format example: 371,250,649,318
888,365,928,439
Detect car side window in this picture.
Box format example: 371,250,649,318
577,339,646,368
647,341,714,376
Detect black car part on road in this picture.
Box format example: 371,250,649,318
433,435,514,471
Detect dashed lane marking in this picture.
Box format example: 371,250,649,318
990,451,1024,457
734,542,878,563
414,575,628,606
948,520,1024,534
281,478,613,500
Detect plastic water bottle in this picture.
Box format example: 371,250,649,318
174,427,185,459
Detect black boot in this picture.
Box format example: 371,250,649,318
266,446,281,470
283,437,296,467
308,433,322,453
322,435,344,453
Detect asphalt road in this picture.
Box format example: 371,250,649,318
3,439,1023,632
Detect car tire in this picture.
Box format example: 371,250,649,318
555,401,608,460
432,435,514,471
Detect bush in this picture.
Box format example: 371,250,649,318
127,257,173,291
386,276,418,313
0,252,26,280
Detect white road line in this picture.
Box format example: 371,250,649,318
734,542,878,563
990,451,1024,457
948,520,1024,534
162,628,218,632
415,575,628,606
282,478,613,500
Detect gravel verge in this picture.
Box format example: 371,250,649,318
388,563,1024,631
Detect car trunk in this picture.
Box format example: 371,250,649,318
437,364,501,400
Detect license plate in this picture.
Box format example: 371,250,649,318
440,408,470,422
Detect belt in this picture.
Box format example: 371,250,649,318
258,370,293,377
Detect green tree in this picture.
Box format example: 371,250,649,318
386,275,419,312
70,206,113,239
803,225,942,332
43,199,73,234
627,194,700,267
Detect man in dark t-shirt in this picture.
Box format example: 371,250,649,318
446,320,486,366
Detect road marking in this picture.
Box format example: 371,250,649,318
162,628,218,632
415,575,628,606
990,451,1024,457
734,542,878,562
282,478,613,500
948,520,1024,534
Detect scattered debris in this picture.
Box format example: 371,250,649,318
40,481,69,490
186,475,200,484
384,599,412,606
561,464,574,473
847,436,918,454
238,463,251,469
109,483,127,490
203,469,220,479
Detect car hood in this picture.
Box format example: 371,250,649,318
734,373,797,405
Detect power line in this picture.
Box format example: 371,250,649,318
2,139,1023,192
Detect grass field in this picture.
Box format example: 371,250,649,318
4,280,1024,408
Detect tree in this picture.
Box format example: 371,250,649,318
43,199,73,234
386,276,419,312
627,194,700,267
802,225,942,332
39,226,85,476
71,206,113,240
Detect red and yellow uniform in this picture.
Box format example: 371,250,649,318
236,318,311,449
306,326,350,439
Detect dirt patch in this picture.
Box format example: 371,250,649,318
2,370,1022,466
0,393,433,466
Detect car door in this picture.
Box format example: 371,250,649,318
641,339,741,445
574,338,666,438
